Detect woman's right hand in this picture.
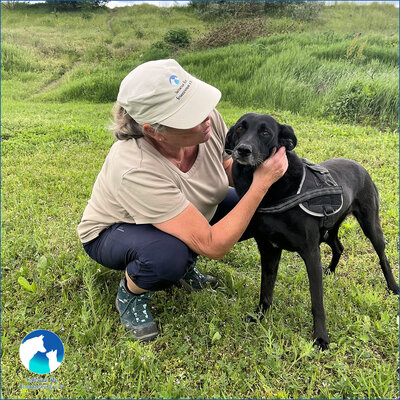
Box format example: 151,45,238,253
252,146,288,192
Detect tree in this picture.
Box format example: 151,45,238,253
44,1,109,12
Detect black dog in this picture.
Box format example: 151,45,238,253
225,113,399,350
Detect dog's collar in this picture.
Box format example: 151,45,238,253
256,159,344,228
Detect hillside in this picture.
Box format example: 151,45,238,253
2,2,399,128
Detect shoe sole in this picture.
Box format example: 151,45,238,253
115,296,158,342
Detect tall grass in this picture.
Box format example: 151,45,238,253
1,3,209,100
179,31,399,129
2,3,398,129
33,31,399,130
315,2,400,36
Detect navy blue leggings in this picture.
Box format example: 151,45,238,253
83,188,250,291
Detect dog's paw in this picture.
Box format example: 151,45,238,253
313,337,329,351
245,314,259,323
245,311,265,323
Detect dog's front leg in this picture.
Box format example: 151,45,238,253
254,238,282,318
299,247,329,350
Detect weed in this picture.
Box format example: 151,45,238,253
163,28,191,47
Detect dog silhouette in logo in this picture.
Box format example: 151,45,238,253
46,349,61,372
19,335,46,370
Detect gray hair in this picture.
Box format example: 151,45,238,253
110,103,168,140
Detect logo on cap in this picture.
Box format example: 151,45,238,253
169,75,180,85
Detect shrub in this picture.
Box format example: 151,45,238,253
189,1,324,21
44,1,109,11
278,1,324,22
195,18,265,49
163,28,191,47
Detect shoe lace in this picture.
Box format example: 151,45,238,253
185,263,206,284
123,293,151,323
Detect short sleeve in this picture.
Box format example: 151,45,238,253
210,109,231,162
116,168,189,224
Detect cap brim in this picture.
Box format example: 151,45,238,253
159,79,221,129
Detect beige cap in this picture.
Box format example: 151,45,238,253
117,59,221,129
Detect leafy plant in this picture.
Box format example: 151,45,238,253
163,28,191,47
17,276,36,293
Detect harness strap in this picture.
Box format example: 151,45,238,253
256,186,343,214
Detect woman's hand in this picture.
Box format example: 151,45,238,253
252,147,288,192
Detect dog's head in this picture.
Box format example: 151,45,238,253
225,113,297,166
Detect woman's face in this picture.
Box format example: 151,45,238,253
163,115,211,147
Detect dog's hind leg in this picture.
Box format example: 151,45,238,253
253,239,282,319
324,224,344,274
353,199,399,295
299,246,330,350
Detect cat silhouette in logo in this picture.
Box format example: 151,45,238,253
46,349,61,372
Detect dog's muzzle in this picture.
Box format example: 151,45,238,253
232,144,256,165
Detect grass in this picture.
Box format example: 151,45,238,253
2,3,398,129
314,2,400,36
2,101,398,399
179,31,399,130
1,2,399,399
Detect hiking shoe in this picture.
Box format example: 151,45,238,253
179,262,218,292
115,278,158,342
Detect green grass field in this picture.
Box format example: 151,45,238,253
1,3,399,399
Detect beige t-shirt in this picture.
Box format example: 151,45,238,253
77,109,231,243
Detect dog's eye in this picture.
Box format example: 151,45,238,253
262,131,272,137
236,126,244,133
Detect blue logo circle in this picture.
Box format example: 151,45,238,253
169,75,180,85
20,330,64,374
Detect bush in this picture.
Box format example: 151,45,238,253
269,1,324,21
163,28,191,47
44,1,109,12
189,1,324,21
196,18,265,49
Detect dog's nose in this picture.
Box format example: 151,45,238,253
236,144,252,156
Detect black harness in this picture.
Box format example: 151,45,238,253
257,159,344,229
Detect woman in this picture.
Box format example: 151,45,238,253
78,59,288,341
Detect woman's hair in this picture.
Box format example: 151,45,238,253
110,103,167,140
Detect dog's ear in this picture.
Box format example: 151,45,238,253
278,124,297,151
225,126,236,152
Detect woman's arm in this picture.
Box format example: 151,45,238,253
154,147,287,260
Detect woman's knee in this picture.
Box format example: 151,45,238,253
127,234,194,288
151,238,193,281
